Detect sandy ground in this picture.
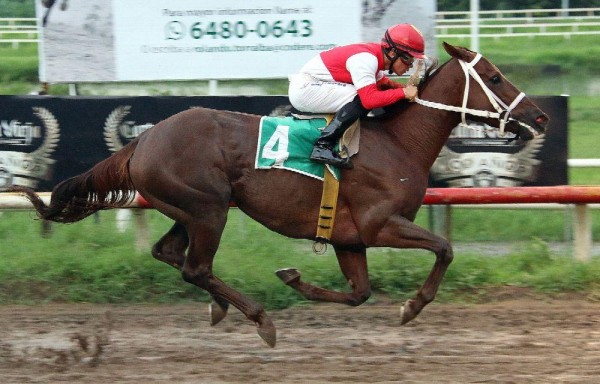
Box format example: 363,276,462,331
0,292,598,383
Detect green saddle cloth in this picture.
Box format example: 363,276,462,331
255,116,341,180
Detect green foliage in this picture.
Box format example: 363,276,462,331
437,0,600,12
0,209,599,306
0,0,35,18
0,45,38,83
6,0,600,17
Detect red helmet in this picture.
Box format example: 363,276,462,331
381,24,426,59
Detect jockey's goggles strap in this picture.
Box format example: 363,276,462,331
383,31,406,74
384,49,400,75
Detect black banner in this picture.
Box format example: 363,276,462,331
0,95,290,191
0,95,567,192
429,96,568,187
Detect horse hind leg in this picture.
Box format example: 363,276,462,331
182,219,276,347
276,246,372,306
151,221,230,325
151,221,189,269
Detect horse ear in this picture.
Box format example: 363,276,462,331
443,42,475,62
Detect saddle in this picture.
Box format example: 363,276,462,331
255,114,362,249
290,111,361,162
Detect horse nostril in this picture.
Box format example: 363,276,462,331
535,115,548,125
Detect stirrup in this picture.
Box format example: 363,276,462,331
310,147,353,169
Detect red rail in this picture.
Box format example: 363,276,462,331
423,186,600,205
134,186,600,208
1,187,598,261
3,186,600,209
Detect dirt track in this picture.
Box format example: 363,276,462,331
0,292,598,383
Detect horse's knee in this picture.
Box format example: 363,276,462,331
182,266,211,288
436,239,454,264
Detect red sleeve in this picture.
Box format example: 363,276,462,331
357,83,406,110
376,76,402,90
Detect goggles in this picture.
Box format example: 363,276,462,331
397,51,415,66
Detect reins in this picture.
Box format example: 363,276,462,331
415,54,527,135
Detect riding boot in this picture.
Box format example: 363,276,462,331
310,96,369,169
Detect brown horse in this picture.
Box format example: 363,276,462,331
8,43,548,347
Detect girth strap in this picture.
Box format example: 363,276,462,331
315,165,340,248
314,115,341,251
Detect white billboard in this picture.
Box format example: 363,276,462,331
36,0,436,83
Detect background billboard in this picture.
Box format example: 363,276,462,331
36,0,437,82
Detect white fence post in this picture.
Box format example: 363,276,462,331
133,209,150,252
573,204,591,262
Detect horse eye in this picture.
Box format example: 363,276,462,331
490,75,501,84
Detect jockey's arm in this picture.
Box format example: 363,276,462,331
357,84,406,109
376,76,402,90
347,54,408,110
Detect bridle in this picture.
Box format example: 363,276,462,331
415,53,532,136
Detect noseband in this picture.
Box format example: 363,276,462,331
415,54,527,135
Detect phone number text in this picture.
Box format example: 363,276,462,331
165,20,313,40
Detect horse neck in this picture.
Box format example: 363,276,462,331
386,60,465,170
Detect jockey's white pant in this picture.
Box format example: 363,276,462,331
288,74,358,113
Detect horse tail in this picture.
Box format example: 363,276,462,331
9,135,142,223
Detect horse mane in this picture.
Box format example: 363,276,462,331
419,57,442,91
366,58,443,122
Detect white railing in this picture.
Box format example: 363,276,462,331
0,17,37,48
436,7,600,21
436,22,600,33
568,159,600,167
435,7,600,39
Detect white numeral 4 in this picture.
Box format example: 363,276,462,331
262,125,290,165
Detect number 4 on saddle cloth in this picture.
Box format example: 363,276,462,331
255,115,360,181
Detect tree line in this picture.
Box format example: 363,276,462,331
437,0,600,12
2,0,600,18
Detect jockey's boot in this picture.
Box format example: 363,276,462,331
310,96,368,169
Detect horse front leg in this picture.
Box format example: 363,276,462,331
151,221,229,326
371,215,453,325
276,246,372,306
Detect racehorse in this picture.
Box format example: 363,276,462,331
8,43,548,347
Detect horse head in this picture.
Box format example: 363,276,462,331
426,42,549,141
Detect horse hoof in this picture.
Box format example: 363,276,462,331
275,268,301,285
257,319,277,348
209,301,228,326
400,302,415,325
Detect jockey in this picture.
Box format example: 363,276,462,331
288,23,426,169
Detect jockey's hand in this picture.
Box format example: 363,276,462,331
403,85,418,102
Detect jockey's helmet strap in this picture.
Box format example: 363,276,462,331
383,47,400,75
383,30,407,74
